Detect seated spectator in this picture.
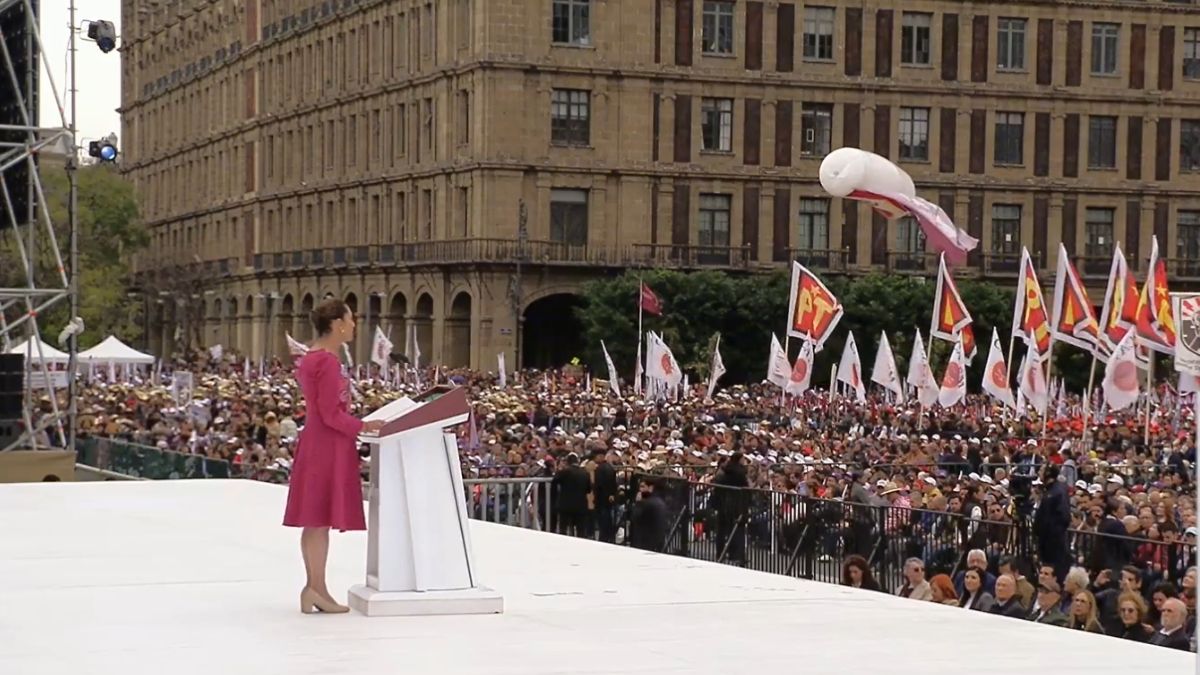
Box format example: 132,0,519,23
1149,581,1179,627
929,574,958,606
896,557,932,601
1029,579,1069,627
1067,590,1106,634
1114,592,1155,643
958,567,995,612
1149,598,1191,650
991,574,1027,619
841,555,883,592
953,549,996,596
998,556,1034,610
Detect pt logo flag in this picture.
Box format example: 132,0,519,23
1051,243,1100,351
930,253,977,361
786,262,844,351
1098,243,1140,359
1134,235,1176,354
1012,247,1052,360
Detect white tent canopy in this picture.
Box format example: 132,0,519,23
8,337,70,364
78,336,155,366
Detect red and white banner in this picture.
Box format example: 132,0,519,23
930,254,977,361
786,340,815,396
1018,354,1049,415
1135,235,1176,354
981,327,1015,409
1098,244,1140,359
786,262,844,351
1050,243,1100,352
1102,331,1141,411
1011,247,1052,361
937,336,968,408
836,332,866,403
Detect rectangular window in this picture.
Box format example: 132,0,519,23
702,1,735,55
456,187,469,237
421,188,433,239
901,12,932,66
551,88,590,146
698,194,732,247
422,97,435,157
802,6,835,61
552,0,591,46
994,112,1024,166
1084,207,1114,258
700,98,733,152
996,18,1026,71
1186,28,1200,80
800,103,833,157
897,216,925,252
394,103,407,158
898,107,930,161
348,115,358,167
457,89,470,145
1179,210,1200,263
1182,119,1200,172
550,188,589,245
797,198,830,250
1087,115,1117,169
991,204,1021,254
1091,22,1119,75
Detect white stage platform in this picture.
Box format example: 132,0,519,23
1,480,1190,675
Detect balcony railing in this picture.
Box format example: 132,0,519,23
630,244,751,269
982,251,1041,276
1078,255,1114,278
788,248,850,272
1168,258,1200,280
886,250,936,274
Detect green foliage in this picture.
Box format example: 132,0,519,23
576,269,1095,390
0,162,147,348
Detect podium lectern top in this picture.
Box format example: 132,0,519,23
362,385,470,439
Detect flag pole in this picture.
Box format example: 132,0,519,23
1040,346,1056,437
1144,352,1154,447
1081,353,1099,448
637,275,644,393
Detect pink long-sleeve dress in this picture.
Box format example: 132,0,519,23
282,349,366,531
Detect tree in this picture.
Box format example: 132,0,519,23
575,269,1105,391
0,162,147,348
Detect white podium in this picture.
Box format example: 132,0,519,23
347,385,504,617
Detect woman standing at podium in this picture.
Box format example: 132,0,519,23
283,298,384,614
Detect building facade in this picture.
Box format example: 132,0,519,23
120,0,1200,368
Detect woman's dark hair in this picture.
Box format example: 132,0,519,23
841,554,878,589
311,298,350,336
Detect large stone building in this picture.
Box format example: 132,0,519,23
121,0,1200,369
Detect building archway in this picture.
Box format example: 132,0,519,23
301,293,315,340
414,293,434,367
445,291,472,368
522,293,585,369
225,297,238,356
280,294,295,357
388,292,408,358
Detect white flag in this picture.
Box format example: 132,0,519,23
1102,331,1141,411
285,333,309,357
870,331,903,400
1018,354,1049,415
981,327,1015,409
786,340,814,396
707,335,726,399
412,324,422,370
646,333,683,388
498,352,508,388
209,344,223,362
601,341,621,398
371,326,394,369
767,333,791,389
836,333,866,403
937,337,968,408
907,329,939,407
243,357,251,379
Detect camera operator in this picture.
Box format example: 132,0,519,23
1032,463,1071,584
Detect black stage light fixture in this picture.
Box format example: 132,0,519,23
87,20,117,53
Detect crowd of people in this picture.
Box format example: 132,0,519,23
49,351,1200,649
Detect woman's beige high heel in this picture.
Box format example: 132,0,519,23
300,587,350,614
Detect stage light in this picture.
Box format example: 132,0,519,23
88,136,118,163
87,20,117,53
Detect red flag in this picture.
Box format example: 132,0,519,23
786,262,844,351
1098,244,1140,358
1135,235,1175,354
1050,243,1100,351
930,254,977,361
639,283,662,316
1011,247,1052,361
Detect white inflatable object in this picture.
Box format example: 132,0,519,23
818,147,916,199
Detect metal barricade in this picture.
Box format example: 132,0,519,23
463,478,553,531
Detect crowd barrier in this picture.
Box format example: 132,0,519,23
625,474,1194,596
75,437,290,484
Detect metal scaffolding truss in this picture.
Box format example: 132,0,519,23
0,0,80,451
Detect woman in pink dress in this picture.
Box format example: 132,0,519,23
283,298,384,614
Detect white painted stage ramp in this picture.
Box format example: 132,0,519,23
1,480,1189,675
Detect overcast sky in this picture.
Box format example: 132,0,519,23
36,0,122,144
